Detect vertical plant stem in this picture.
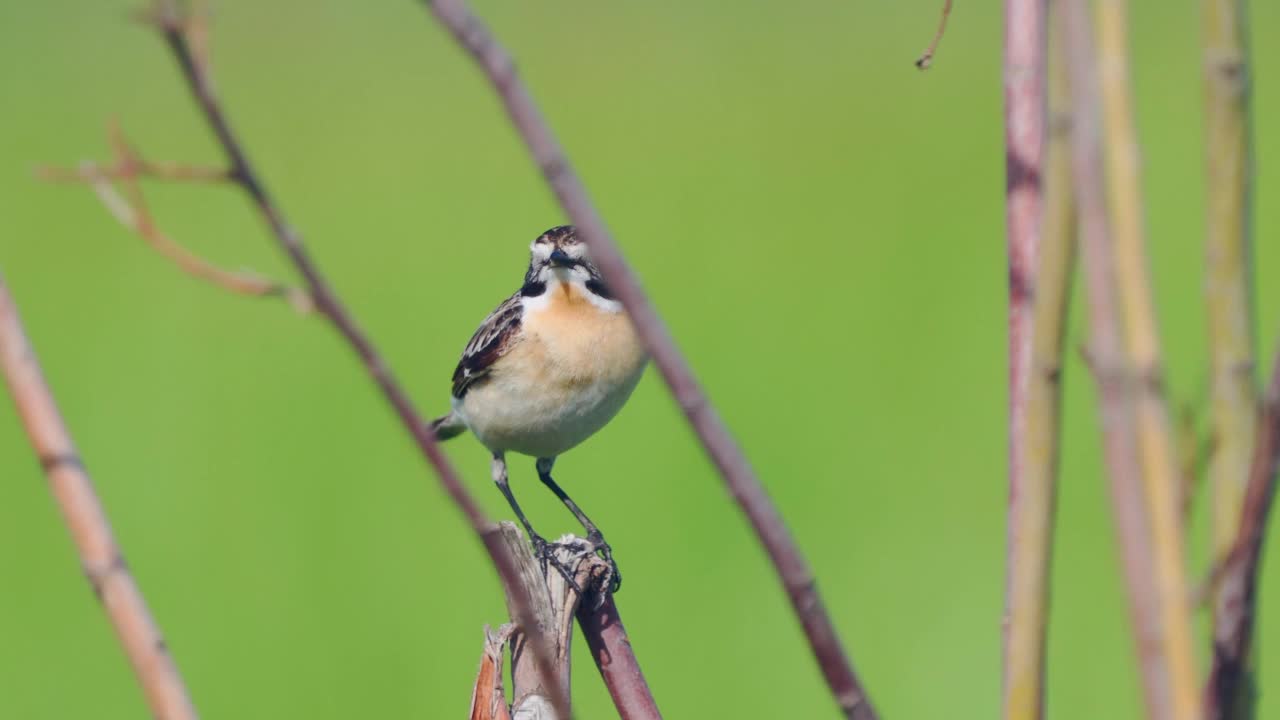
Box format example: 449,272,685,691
1060,0,1174,716
0,274,199,720
1095,3,1198,716
1004,11,1075,718
1004,0,1047,608
1201,0,1255,625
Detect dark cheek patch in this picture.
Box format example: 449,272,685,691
585,278,614,300
520,280,547,297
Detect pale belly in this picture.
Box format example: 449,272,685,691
455,297,647,458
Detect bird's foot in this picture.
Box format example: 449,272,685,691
586,530,621,595
530,533,584,595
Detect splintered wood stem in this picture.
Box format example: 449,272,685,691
418,2,876,717
1060,0,1177,717
0,275,199,720
484,525,661,720
1094,2,1198,716
1003,8,1071,718
470,626,515,720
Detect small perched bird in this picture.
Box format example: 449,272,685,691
432,225,646,588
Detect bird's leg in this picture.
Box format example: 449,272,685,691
536,457,621,593
491,453,579,590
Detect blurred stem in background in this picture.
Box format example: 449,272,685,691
1200,0,1255,631
1094,1,1199,717
1200,0,1258,716
1060,0,1180,716
1001,0,1048,715
1207,356,1280,718
0,275,199,720
1003,6,1075,717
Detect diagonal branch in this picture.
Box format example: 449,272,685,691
40,125,313,311
418,1,876,718
132,2,569,715
1205,350,1280,718
577,585,662,720
0,274,199,720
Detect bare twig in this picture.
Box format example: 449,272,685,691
578,584,663,720
0,274,199,720
1060,1,1177,717
1200,0,1256,664
418,1,877,717
39,160,230,184
126,3,568,715
1094,4,1199,714
915,0,954,70
1003,7,1070,717
1205,351,1280,719
40,123,310,309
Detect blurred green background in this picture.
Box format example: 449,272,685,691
2,1,1279,717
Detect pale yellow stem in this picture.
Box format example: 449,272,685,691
1004,17,1075,720
1201,0,1255,717
1095,1,1199,718
1201,0,1255,590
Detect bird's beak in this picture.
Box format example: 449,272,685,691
549,249,574,268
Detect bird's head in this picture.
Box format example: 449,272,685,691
522,225,613,302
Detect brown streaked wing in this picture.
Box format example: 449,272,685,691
451,293,523,398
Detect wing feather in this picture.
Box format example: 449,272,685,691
451,293,524,399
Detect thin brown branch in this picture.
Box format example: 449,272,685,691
418,1,877,717
131,3,567,715
578,584,663,720
71,160,312,311
40,122,308,308
0,274,199,720
1060,0,1177,717
1205,351,1280,718
1003,3,1067,716
915,0,954,70
39,160,231,184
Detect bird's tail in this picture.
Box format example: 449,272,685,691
430,411,468,442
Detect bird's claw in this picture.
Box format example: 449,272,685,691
586,530,622,595
531,534,585,595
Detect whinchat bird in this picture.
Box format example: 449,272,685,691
432,225,646,588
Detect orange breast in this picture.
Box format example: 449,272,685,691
522,283,646,388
